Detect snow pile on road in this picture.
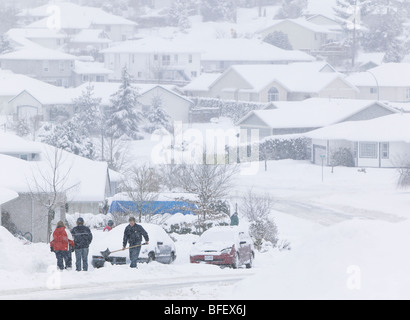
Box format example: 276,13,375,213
229,219,410,300
0,226,52,274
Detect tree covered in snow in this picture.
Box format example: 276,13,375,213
105,66,143,140
263,31,293,50
168,0,194,31
72,84,103,135
200,0,237,22
42,119,96,160
143,96,173,133
275,0,307,19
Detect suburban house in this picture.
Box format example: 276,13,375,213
346,63,410,102
0,70,74,120
74,82,194,123
197,38,315,73
6,28,67,51
236,98,397,139
184,62,358,102
304,113,410,168
0,44,77,87
20,2,138,42
0,133,120,242
257,19,342,53
68,29,112,56
72,60,113,86
101,37,202,83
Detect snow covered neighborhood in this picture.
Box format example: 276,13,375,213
2,0,410,303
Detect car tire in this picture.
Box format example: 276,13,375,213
246,253,254,269
147,252,155,263
232,252,240,269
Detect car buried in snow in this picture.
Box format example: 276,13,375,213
190,226,255,269
92,223,176,268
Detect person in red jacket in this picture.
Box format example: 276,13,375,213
50,221,75,270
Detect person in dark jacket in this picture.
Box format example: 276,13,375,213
71,217,93,271
122,217,149,268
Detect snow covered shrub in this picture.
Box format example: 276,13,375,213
330,147,355,168
258,137,309,161
263,31,293,50
249,218,279,251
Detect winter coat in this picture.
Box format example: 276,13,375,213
50,227,74,252
123,224,149,248
71,225,93,250
230,213,239,226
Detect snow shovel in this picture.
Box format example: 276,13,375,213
100,243,147,260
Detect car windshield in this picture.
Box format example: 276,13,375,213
199,229,235,243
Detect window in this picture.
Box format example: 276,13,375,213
96,76,104,82
43,60,49,72
268,87,279,102
359,142,378,159
370,87,378,94
137,72,142,78
154,54,159,61
189,54,193,63
162,55,170,66
191,71,197,78
59,61,65,72
174,54,179,63
381,143,389,159
406,88,410,101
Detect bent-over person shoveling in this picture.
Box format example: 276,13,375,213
122,217,149,268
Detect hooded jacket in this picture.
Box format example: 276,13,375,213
123,224,149,248
50,227,74,251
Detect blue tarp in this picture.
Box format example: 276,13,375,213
109,201,197,215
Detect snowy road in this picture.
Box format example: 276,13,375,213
0,272,253,300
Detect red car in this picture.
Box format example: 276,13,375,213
190,226,254,269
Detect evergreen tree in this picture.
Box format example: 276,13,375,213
144,96,172,133
263,31,293,50
42,119,96,160
200,0,237,22
168,0,193,31
275,0,307,19
105,67,143,140
72,84,103,135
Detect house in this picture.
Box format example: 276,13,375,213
101,37,202,83
0,70,75,119
185,62,358,102
0,44,77,87
197,38,315,73
6,28,67,51
72,60,113,87
346,63,410,102
0,134,120,241
0,132,42,161
304,113,410,168
236,98,397,139
68,29,112,56
74,82,194,123
21,2,138,42
257,19,342,53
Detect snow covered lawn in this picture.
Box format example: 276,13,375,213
1,160,410,299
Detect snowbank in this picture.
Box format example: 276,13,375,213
229,219,410,300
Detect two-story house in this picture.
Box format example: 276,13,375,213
101,37,201,83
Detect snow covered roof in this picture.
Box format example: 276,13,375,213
182,73,222,92
0,187,19,205
0,134,110,202
346,63,410,87
70,29,112,44
304,0,338,20
6,28,66,46
0,44,76,61
237,98,396,129
258,18,341,35
72,82,183,105
73,61,113,75
222,62,354,93
304,113,410,143
0,70,69,101
196,38,315,62
0,133,42,154
101,37,202,54
22,2,137,29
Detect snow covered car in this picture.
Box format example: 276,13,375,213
92,223,176,268
190,226,254,269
